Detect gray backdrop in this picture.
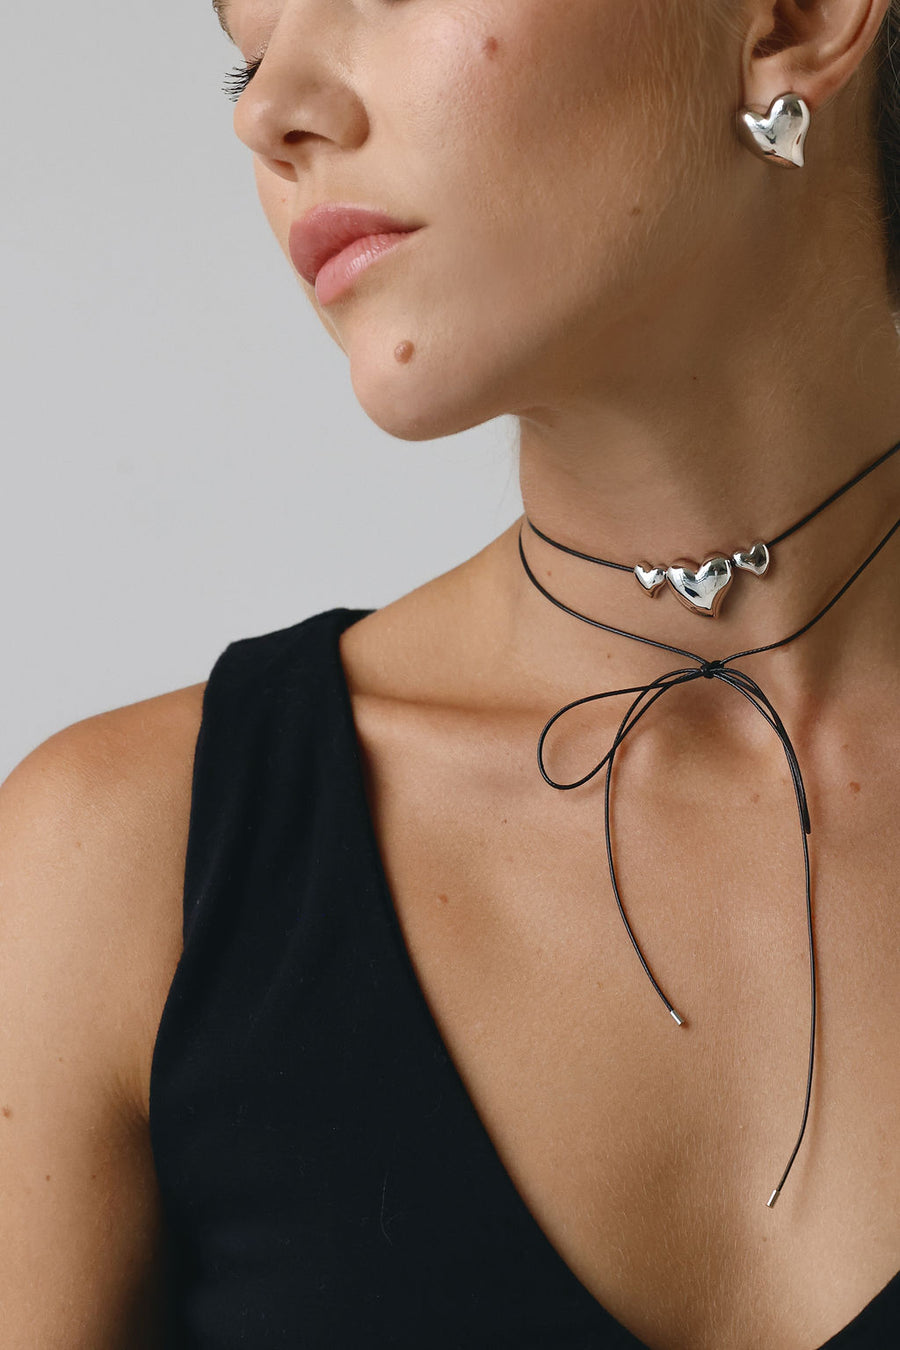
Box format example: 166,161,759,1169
2,1,521,779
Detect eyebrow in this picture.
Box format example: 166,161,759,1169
212,0,234,42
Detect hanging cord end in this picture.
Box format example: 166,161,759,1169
766,1186,782,1209
668,1006,686,1027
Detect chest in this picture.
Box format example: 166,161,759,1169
349,686,900,1350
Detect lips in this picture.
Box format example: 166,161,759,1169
289,204,422,285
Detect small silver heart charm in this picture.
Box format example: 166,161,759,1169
634,562,666,596
665,555,733,619
736,93,810,169
732,541,770,576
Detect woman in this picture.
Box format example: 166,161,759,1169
1,0,898,1346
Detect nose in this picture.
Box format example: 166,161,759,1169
232,10,369,182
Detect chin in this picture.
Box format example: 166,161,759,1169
347,337,511,443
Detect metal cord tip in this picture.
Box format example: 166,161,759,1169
669,1008,685,1026
766,1187,781,1209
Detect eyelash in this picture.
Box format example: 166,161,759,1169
222,0,408,103
222,56,263,102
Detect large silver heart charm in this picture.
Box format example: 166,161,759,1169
634,562,666,596
736,93,810,169
665,555,733,618
732,540,770,576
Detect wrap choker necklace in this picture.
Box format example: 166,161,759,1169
517,435,900,1207
525,435,900,618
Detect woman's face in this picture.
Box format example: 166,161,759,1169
227,0,739,439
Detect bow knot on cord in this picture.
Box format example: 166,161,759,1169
518,512,900,1206
537,653,812,838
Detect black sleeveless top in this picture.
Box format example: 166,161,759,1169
148,606,899,1348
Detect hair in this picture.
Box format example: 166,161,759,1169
873,3,900,313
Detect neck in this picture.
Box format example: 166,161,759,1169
508,261,900,723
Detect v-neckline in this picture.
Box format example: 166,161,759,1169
325,604,899,1350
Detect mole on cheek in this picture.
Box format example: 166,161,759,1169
394,340,415,364
482,35,500,58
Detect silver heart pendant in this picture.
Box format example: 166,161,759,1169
666,555,733,619
634,562,666,596
736,93,810,169
732,540,770,576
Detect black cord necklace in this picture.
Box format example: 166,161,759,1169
525,436,900,618
517,436,900,1207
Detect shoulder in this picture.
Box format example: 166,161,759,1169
1,680,208,1122
0,682,213,1342
3,679,209,859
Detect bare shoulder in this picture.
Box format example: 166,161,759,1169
0,680,207,1345
1,679,209,1121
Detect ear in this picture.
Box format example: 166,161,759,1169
741,0,891,115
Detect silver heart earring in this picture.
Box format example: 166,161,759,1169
735,92,811,168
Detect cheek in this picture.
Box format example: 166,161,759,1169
399,0,726,331
396,1,691,267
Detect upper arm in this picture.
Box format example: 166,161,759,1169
0,685,205,1347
